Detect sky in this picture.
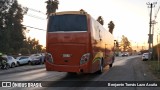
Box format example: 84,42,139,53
17,0,160,50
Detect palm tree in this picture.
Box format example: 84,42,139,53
108,21,115,34
97,16,104,25
45,0,59,18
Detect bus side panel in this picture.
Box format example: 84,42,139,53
100,25,114,65
89,18,103,73
90,17,115,73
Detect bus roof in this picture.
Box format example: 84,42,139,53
50,11,88,16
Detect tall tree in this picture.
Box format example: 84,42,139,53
0,0,13,53
0,0,27,53
108,21,115,34
45,0,59,18
97,16,104,25
120,35,131,52
22,37,44,54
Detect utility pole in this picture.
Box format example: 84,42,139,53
147,2,157,60
157,29,160,71
157,34,159,71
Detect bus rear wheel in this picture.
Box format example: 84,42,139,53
109,63,113,68
67,72,77,76
97,59,103,74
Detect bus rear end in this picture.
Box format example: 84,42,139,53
45,11,91,73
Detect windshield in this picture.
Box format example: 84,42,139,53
48,14,87,32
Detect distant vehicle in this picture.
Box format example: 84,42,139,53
137,52,141,55
2,56,17,68
121,52,129,57
28,54,44,65
45,11,115,74
16,56,29,66
142,53,149,61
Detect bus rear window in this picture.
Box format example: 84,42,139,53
48,14,87,32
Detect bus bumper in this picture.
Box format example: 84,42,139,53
45,61,89,73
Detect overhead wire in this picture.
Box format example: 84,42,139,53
22,6,47,20
155,0,160,19
21,6,47,31
23,25,46,31
26,14,46,20
25,7,46,15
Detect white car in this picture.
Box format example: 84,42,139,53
142,53,149,61
28,54,45,65
2,56,18,68
16,56,29,66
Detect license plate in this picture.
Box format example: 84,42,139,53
63,54,71,57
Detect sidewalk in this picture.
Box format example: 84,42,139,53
0,64,45,75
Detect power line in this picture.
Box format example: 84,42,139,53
23,7,47,20
155,5,160,19
20,7,47,31
155,0,160,19
23,25,46,31
25,7,46,15
21,6,47,20
26,14,46,20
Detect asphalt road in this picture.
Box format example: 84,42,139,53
0,55,159,90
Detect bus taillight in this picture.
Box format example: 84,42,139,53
80,53,90,65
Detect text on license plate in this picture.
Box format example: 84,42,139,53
63,54,71,57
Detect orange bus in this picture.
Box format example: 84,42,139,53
45,11,115,73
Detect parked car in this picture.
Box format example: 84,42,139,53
28,54,45,65
142,53,149,61
2,56,17,68
40,53,45,63
16,56,29,66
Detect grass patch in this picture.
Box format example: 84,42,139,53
146,60,160,79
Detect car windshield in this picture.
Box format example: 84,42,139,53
48,14,87,32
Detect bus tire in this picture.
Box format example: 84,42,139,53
109,56,114,68
67,72,77,76
109,63,112,68
97,59,103,74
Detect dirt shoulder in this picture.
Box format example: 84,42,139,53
144,60,160,80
